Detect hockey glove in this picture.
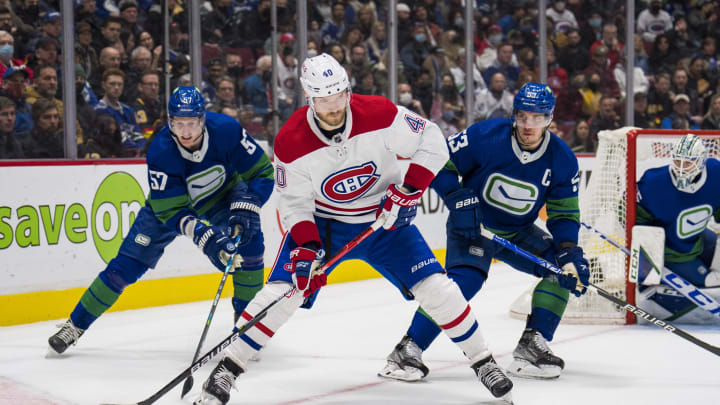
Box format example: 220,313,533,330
289,246,327,297
555,245,590,297
229,194,262,246
181,216,238,272
445,188,482,240
376,184,422,230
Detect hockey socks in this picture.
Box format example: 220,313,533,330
71,275,122,330
225,282,304,367
410,273,489,362
407,265,487,350
526,279,569,341
231,255,265,315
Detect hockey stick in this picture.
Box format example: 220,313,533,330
180,235,243,398
581,222,720,320
101,216,385,405
480,226,720,357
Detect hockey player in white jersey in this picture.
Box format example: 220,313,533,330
194,53,513,404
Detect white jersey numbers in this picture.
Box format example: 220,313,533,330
148,170,168,191
448,131,469,153
240,129,257,155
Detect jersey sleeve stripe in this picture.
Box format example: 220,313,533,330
403,163,436,192
290,220,321,246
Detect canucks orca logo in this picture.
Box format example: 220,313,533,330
483,173,539,215
321,162,380,203
676,205,713,239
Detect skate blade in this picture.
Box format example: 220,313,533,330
45,347,64,359
377,362,425,382
508,359,560,379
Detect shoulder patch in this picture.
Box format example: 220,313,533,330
404,113,426,133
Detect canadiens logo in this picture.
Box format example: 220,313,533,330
321,162,380,203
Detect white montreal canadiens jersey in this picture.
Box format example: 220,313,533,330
273,94,447,230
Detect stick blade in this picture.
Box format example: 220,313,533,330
180,375,194,398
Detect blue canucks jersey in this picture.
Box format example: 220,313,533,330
146,111,274,233
637,158,720,262
433,118,581,245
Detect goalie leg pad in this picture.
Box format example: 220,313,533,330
630,225,665,285
411,273,489,362
225,282,303,368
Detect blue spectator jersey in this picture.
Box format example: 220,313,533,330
146,111,274,234
636,159,720,262
432,118,581,246
94,99,144,151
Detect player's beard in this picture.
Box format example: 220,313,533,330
515,126,545,150
316,108,346,129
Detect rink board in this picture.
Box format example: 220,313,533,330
0,156,596,326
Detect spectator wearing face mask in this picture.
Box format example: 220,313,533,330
244,55,292,121
0,30,32,84
400,24,432,81
397,82,426,117
476,24,504,71
0,66,32,136
580,12,603,50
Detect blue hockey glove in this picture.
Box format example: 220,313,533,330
229,194,262,246
555,245,590,297
445,188,482,240
289,246,326,297
181,216,238,272
376,184,422,230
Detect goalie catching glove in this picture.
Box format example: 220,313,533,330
181,216,240,272
289,245,327,297
228,193,262,246
554,245,590,297
376,184,422,230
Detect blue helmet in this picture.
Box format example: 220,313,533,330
513,82,555,115
168,86,205,118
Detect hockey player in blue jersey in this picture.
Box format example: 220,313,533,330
379,82,591,381
635,134,720,322
195,53,513,405
47,87,274,355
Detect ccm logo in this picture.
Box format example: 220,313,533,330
386,189,420,206
455,197,479,209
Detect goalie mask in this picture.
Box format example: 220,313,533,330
670,134,708,193
300,53,351,124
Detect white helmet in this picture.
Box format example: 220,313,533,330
670,134,708,192
300,53,350,112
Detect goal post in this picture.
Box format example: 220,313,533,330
509,127,720,325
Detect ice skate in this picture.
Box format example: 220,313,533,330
378,335,429,382
194,357,244,405
47,319,85,356
508,328,564,379
471,355,513,402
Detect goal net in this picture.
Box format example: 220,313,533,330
510,127,720,324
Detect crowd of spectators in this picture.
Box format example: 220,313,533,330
2,0,720,160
